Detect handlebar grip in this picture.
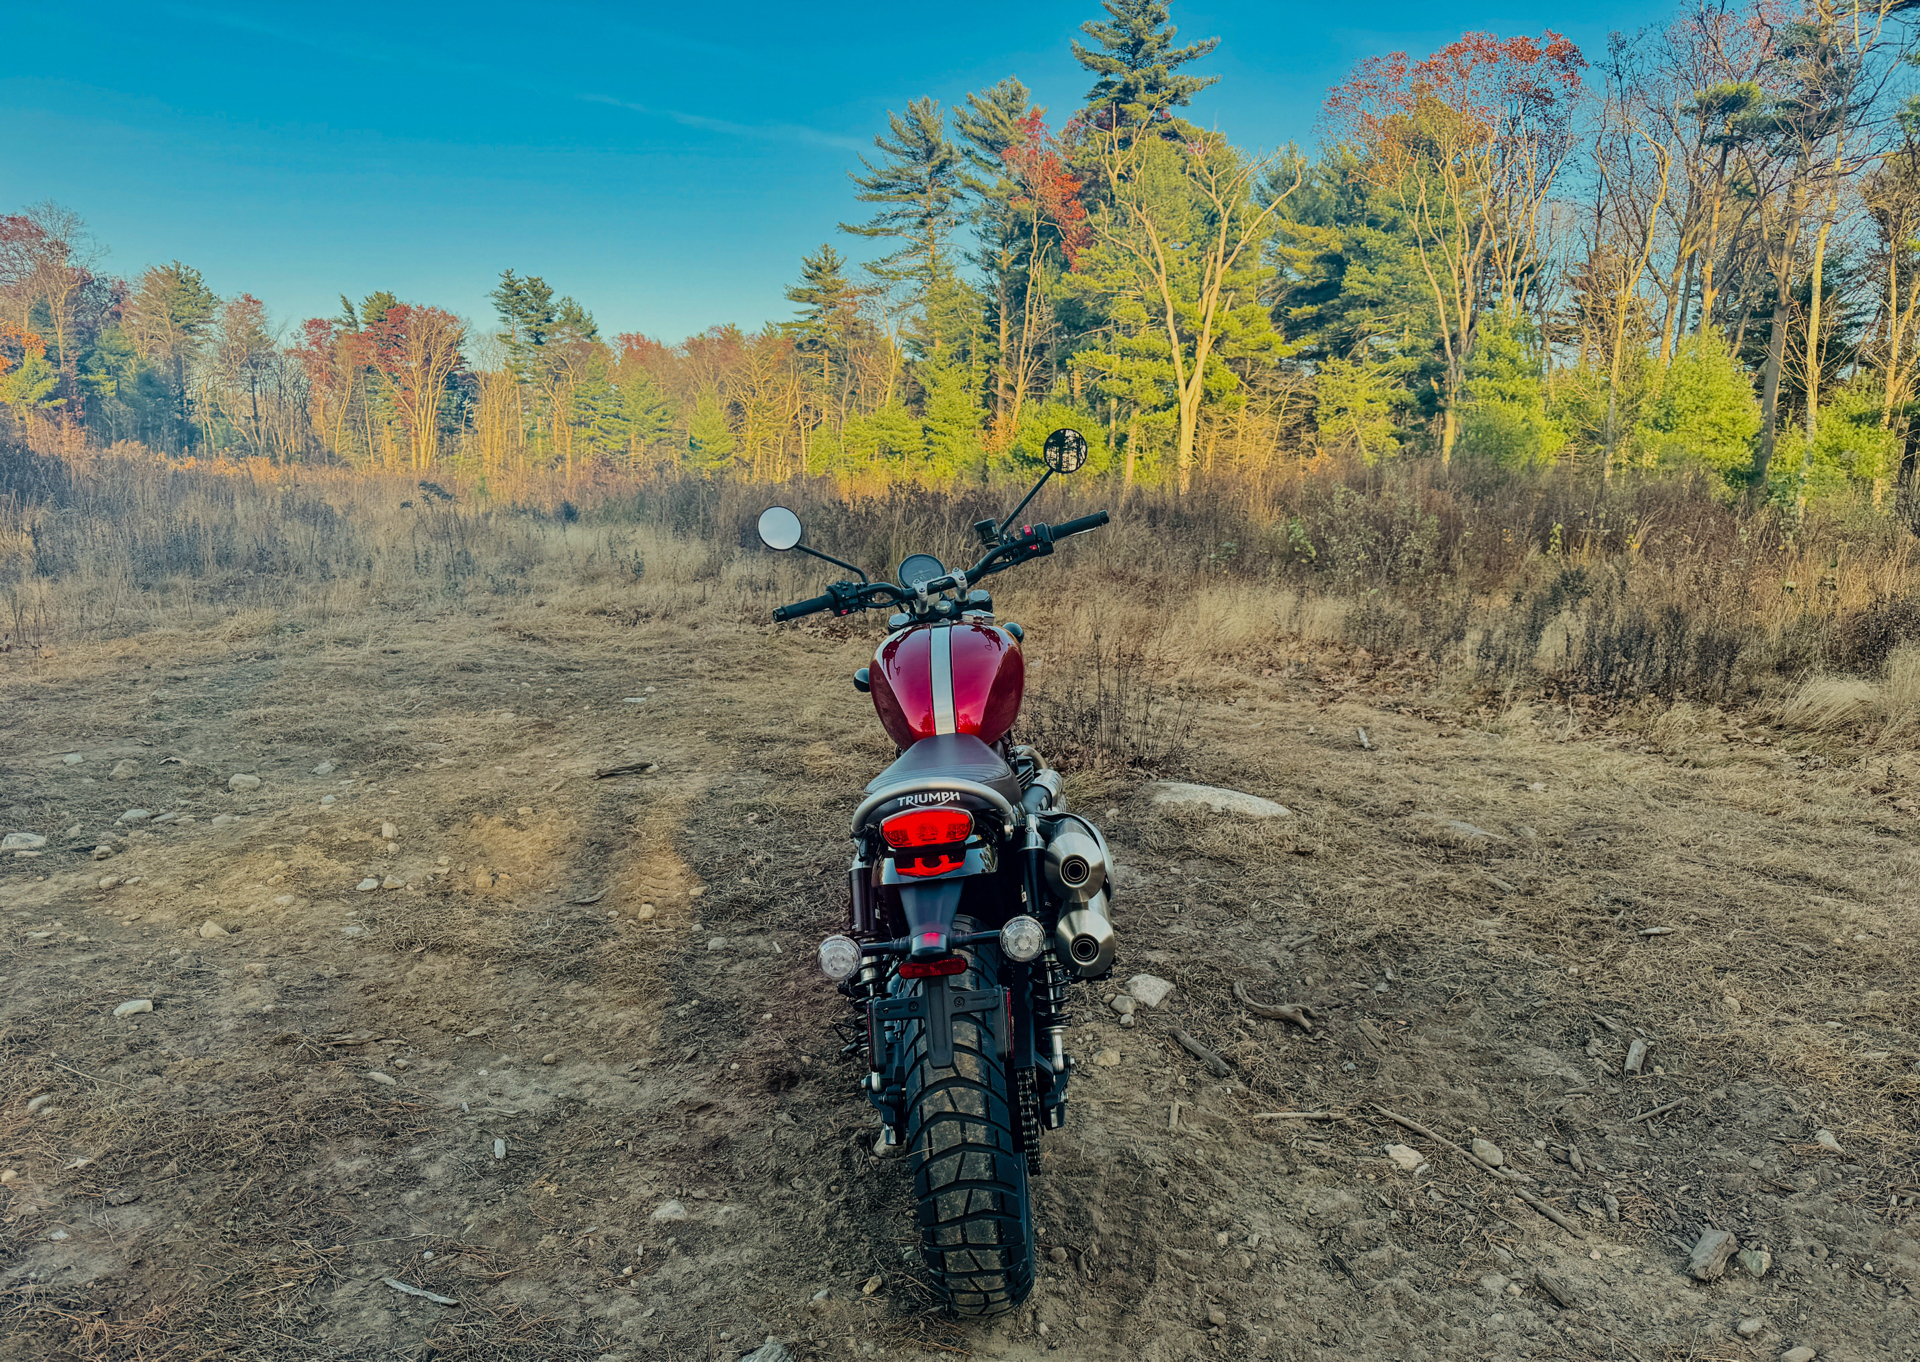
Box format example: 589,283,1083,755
1051,510,1110,538
773,592,836,622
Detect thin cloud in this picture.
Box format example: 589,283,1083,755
577,94,865,153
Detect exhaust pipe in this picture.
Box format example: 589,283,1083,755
1055,889,1115,978
1043,819,1106,901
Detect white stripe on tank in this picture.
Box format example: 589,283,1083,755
929,626,957,735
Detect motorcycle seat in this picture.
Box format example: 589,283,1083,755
864,734,1023,807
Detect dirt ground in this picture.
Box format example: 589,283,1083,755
2,579,1918,1362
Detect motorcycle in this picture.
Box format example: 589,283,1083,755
755,429,1113,1317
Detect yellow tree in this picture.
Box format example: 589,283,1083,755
369,304,466,471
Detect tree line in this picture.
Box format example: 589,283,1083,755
5,0,1920,512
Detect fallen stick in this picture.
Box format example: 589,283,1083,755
1174,1030,1232,1078
594,761,653,779
1628,1098,1687,1125
383,1277,458,1305
1250,1110,1334,1121
1373,1104,1581,1234
1233,981,1314,1032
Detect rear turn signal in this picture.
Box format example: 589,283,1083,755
1000,915,1045,962
818,934,862,981
897,955,967,979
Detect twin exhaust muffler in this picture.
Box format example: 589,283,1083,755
1043,816,1114,977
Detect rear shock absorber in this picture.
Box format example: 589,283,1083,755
1034,948,1074,1129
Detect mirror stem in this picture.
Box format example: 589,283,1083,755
795,544,869,582
997,470,1053,541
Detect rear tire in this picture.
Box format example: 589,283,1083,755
901,919,1034,1317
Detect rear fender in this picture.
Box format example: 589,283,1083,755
899,880,965,959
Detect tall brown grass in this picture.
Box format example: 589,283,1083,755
4,436,1919,721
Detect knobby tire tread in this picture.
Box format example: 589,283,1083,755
900,918,1034,1318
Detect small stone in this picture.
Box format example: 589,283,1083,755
210,814,238,827
65,824,81,836
1780,1349,1815,1362
97,876,119,890
312,761,335,776
391,1058,408,1070
198,920,228,939
320,795,336,806
862,1275,882,1295
1738,1248,1772,1278
637,904,656,920
1813,1128,1843,1154
0,1170,16,1183
93,845,115,861
492,1138,507,1160
273,894,294,906
117,809,152,825
365,1070,396,1086
1736,1318,1765,1338
113,999,152,1018
1723,995,1742,1014
1687,1227,1739,1281
652,1199,689,1221
1126,974,1175,1008
541,1053,557,1065
1470,1138,1505,1167
228,774,261,791
1,832,45,851
1119,1013,1135,1027
1093,1048,1121,1067
244,963,267,976
1110,994,1136,1016
356,878,379,892
341,924,366,937
381,822,397,839
1049,1246,1069,1263
1384,1143,1424,1172
26,1094,54,1114
517,806,533,817
61,753,83,765
381,875,404,890
110,760,137,780
1149,781,1289,818
708,937,728,951
1207,1307,1227,1327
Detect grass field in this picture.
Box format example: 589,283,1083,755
1,455,1917,1359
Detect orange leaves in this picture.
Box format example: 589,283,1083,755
1002,111,1091,266
0,321,46,378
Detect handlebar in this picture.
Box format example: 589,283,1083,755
771,511,1109,622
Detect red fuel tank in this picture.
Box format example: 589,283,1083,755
870,622,1024,748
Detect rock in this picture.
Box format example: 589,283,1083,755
1110,994,1136,1016
541,1053,557,1065
1049,1246,1069,1263
1737,1318,1766,1338
1780,1349,1815,1362
741,1344,795,1362
210,814,239,827
651,1199,689,1222
472,869,494,890
1150,781,1289,818
861,1275,881,1296
1471,1137,1505,1167
341,925,366,938
1687,1228,1739,1281
381,875,404,890
61,753,83,765
312,761,335,776
1207,1307,1227,1326
1119,1014,1135,1027
1,832,45,851
320,795,336,806
1738,1248,1772,1278
356,878,379,892
1126,974,1175,1009
92,846,115,860
26,1094,55,1114
1385,1143,1425,1172
0,1169,15,1183
112,998,153,1018
244,963,267,976
97,876,119,890
110,760,137,780
492,1138,506,1160
1093,1048,1121,1067
198,920,228,939
64,824,81,836
228,774,261,791
708,937,728,951
1624,1038,1649,1074
1813,1128,1843,1154
365,1070,396,1086
116,809,152,825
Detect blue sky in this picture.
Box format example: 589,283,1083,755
1,1,1670,343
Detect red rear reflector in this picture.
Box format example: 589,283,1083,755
899,956,967,979
881,808,972,849
895,851,966,878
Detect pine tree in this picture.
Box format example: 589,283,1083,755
841,97,966,356
782,244,863,387
1071,0,1218,129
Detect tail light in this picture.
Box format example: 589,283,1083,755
881,807,974,878
898,955,967,979
881,808,973,848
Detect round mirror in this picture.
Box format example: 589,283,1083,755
757,506,803,551
1042,428,1089,474
898,553,947,591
